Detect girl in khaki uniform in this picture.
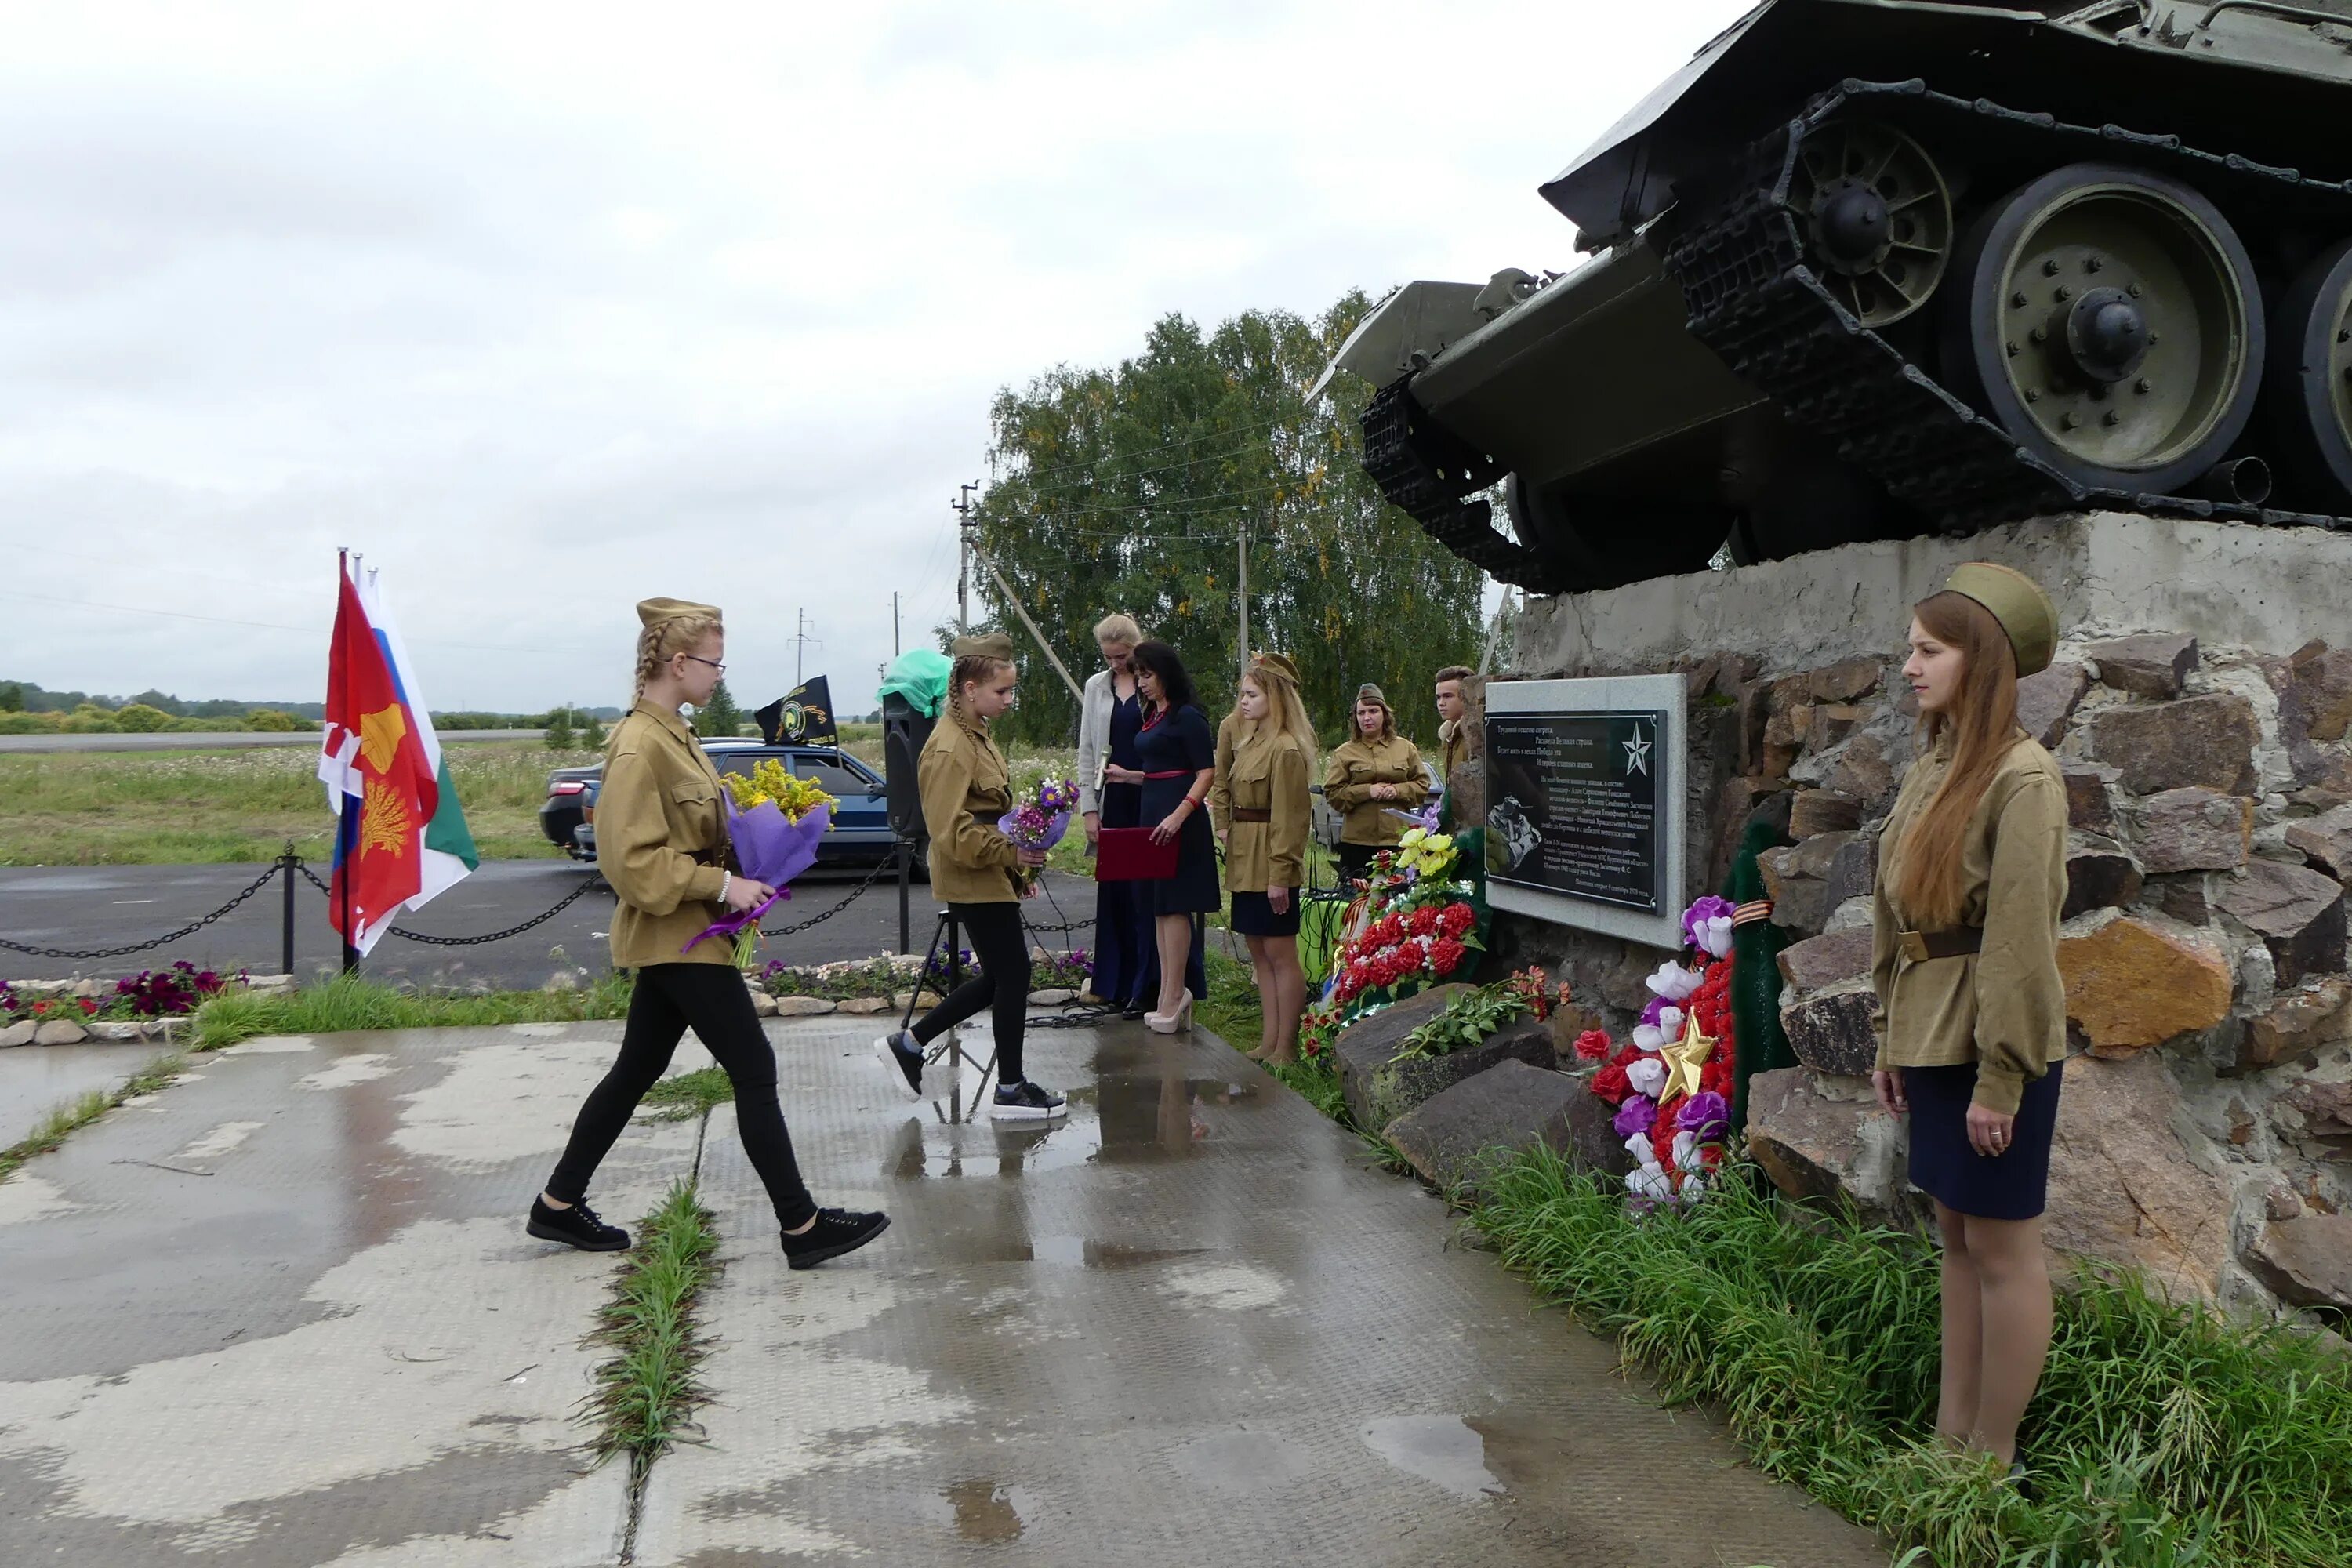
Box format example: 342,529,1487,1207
533,597,887,1270
1222,652,1315,1062
873,636,1065,1120
1868,562,2067,1479
1323,683,1428,881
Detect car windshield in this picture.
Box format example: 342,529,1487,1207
713,753,877,796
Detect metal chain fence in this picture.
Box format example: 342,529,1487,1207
0,859,288,962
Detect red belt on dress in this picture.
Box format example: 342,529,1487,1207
1142,768,1191,779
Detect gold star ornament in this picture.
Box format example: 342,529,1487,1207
1656,1008,1715,1102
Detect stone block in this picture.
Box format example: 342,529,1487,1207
2277,640,2352,782
1028,988,1076,1006
2138,787,2253,873
2238,978,2351,1071
2086,633,2198,699
0,1021,34,1049
1824,833,1878,914
2062,764,2118,832
837,996,891,1015
2058,912,2232,1058
2284,1077,2352,1153
2285,803,2352,880
1759,842,1834,935
2088,693,2259,797
2140,873,2210,927
1788,790,1863,839
2016,660,2091,748
32,1020,89,1045
2216,859,2347,987
1824,735,1900,815
1777,927,1876,995
1808,655,1885,704
86,1022,149,1041
2243,1215,2352,1312
890,989,946,1010
2062,833,2144,921
1808,704,1869,752
1338,1010,1556,1134
1382,1060,1584,1196
750,989,779,1017
1563,1075,1638,1178
1710,776,1786,890
2045,1053,2234,1302
770,995,838,1017
1760,706,1802,777
1780,985,1882,1076
1745,1067,1912,1226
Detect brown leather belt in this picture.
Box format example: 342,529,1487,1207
1230,808,1271,823
1898,928,1983,963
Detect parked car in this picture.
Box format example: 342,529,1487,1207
545,740,902,873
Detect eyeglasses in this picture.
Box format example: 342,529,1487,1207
682,655,726,673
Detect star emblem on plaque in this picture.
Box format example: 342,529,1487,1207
1621,723,1652,779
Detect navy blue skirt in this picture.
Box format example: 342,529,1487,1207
1229,889,1301,938
1904,1057,2064,1221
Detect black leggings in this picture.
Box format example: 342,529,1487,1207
546,963,815,1229
910,901,1030,1083
1337,842,1385,880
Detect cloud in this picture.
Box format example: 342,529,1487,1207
0,0,1750,713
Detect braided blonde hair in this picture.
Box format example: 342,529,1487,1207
630,611,724,711
948,652,1016,724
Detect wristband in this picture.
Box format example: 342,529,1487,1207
720,873,732,904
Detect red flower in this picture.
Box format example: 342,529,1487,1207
78,997,98,1015
1407,906,1439,938
1650,1116,1679,1171
1573,1029,1613,1062
1436,903,1475,938
1428,937,1468,976
1611,1044,1645,1069
1591,1062,1632,1104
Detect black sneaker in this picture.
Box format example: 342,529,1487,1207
1120,997,1149,1021
527,1196,630,1252
992,1080,1067,1120
781,1207,891,1269
873,1030,924,1101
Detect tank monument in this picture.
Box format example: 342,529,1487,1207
1323,0,2352,1319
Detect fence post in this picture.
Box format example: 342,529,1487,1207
281,840,297,979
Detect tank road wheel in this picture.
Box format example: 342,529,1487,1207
2267,236,2352,510
1504,474,1730,593
1791,121,1952,328
1942,163,2264,495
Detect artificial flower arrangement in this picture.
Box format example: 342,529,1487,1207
998,776,1079,888
1571,895,1740,1204
692,759,839,963
1299,826,1484,1060
1396,966,1573,1060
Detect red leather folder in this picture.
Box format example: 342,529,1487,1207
1095,826,1178,882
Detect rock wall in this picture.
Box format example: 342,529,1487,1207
1494,512,2352,1321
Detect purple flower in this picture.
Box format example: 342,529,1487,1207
1611,1094,1657,1139
1682,895,1738,960
1677,1091,1731,1143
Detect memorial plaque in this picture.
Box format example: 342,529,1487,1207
1482,673,1686,948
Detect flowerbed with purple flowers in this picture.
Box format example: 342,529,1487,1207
3,961,245,1028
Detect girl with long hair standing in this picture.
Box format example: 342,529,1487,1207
1132,640,1219,1033
1223,652,1315,1062
873,634,1065,1119
1869,562,2068,1479
531,597,888,1269
1324,683,1428,881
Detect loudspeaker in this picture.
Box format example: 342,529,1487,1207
881,693,935,842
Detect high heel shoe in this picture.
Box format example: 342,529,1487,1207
1145,990,1195,1034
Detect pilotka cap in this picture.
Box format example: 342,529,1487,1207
1944,562,2056,677
950,631,1017,661
1355,682,1390,709
1250,651,1302,684
636,597,722,629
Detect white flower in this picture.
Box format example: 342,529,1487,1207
1657,1004,1683,1039
1628,1167,1675,1200
1697,916,1735,960
1680,1171,1709,1200
1671,1130,1697,1168
1623,1131,1661,1169
1632,1023,1665,1051
1645,961,1702,1003
1626,1058,1667,1098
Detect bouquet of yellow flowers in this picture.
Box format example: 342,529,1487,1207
721,758,838,822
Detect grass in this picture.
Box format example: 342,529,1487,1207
0,741,580,866
1468,1149,2352,1568
641,1066,733,1122
0,1050,187,1185
583,1179,723,1471
191,971,635,1050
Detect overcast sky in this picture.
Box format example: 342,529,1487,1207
0,0,1751,717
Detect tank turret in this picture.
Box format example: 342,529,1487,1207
1329,0,2352,592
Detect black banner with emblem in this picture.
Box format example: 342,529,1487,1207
755,677,837,746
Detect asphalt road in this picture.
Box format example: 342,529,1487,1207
0,858,1099,990
0,729,544,753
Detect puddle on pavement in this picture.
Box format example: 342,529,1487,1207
884,1069,1261,1179
927,1479,1031,1543
1024,1234,1203,1269
1172,1429,1312,1494
1359,1415,1507,1499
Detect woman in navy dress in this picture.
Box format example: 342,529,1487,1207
1131,641,1218,1032
1085,628,1153,1016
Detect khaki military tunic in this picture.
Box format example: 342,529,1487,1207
1206,710,1243,837
1870,727,2069,1116
1323,733,1429,847
920,706,1022,904
1222,728,1312,893
599,701,735,970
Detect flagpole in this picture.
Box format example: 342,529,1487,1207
338,548,358,977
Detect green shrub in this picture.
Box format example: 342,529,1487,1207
112,703,172,732
245,709,309,732
0,710,64,734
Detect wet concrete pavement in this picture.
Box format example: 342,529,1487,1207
0,1041,167,1148
0,1016,1889,1566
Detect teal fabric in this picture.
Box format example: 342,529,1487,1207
877,649,952,718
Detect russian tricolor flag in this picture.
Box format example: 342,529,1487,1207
317,554,478,955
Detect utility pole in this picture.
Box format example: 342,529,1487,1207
891,590,901,655
1236,519,1250,685
953,481,978,630
791,608,822,685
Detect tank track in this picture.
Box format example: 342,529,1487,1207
1661,78,2350,538
1359,379,1576,592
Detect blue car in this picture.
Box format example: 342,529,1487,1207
557,740,901,873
